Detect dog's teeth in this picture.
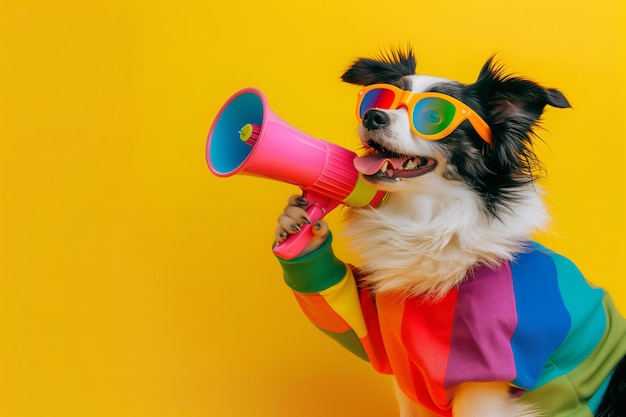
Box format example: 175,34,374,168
380,161,389,173
403,158,418,170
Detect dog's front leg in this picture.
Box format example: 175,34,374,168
394,380,439,417
452,382,539,417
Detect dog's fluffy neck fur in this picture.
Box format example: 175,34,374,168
344,176,548,299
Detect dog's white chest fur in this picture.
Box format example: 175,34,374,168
343,177,548,298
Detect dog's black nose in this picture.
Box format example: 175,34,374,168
363,109,389,130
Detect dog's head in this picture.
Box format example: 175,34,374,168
342,48,570,215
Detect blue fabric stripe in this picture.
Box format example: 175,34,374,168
510,247,571,389
532,244,606,387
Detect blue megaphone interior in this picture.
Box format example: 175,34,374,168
209,92,264,175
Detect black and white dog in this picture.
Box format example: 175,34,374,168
273,48,626,416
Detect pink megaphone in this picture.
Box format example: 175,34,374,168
206,87,388,259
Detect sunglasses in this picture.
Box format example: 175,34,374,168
356,84,493,148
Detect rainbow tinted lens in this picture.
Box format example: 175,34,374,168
359,88,396,118
412,97,457,135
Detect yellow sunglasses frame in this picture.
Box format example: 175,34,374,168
356,83,493,148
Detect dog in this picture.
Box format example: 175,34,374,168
272,48,626,416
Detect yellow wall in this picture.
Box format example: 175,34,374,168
1,1,624,416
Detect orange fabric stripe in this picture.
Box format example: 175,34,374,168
377,295,416,398
377,290,458,415
292,291,351,333
358,334,380,367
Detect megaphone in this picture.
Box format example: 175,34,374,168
206,88,388,259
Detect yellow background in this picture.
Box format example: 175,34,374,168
1,1,624,416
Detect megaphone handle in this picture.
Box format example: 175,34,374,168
273,193,337,260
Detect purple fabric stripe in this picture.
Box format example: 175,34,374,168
444,261,518,387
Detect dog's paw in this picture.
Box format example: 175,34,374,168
453,382,539,417
274,195,329,256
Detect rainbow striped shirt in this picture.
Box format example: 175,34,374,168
277,235,626,416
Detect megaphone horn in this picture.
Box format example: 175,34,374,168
206,87,388,259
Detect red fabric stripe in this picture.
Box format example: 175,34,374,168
405,290,458,415
358,285,393,374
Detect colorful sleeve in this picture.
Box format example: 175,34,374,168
276,234,387,369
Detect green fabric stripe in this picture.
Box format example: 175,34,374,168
276,233,347,294
522,294,626,416
587,370,614,414
316,326,369,362
521,376,589,417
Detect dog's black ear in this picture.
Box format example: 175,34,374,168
472,57,571,129
469,58,571,174
341,48,417,86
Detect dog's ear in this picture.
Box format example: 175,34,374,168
472,57,571,129
341,48,417,86
469,58,571,172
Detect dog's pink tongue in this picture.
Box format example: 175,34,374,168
354,155,407,175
